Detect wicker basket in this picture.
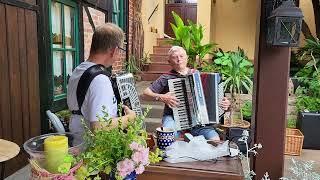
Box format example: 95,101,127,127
285,128,304,156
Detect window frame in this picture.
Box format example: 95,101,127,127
48,0,80,111
112,0,126,30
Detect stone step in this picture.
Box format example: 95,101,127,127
145,118,161,133
153,46,171,54
147,63,171,72
150,54,168,63
139,71,163,81
157,38,172,46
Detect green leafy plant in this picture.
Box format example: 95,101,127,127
214,48,254,94
170,11,216,69
241,100,252,120
213,48,254,124
76,107,161,180
56,110,71,121
296,37,320,76
125,55,141,74
294,38,320,113
140,52,151,65
57,154,76,174
287,118,297,129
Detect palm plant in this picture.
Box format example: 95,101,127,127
214,48,254,125
170,11,216,69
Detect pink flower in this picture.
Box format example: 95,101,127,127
117,158,135,178
129,142,140,151
135,164,145,174
132,148,149,165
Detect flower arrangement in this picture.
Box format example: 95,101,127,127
117,142,149,177
76,106,162,180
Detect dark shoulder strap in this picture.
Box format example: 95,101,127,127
73,64,111,115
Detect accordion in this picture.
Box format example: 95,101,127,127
168,72,224,130
111,73,143,116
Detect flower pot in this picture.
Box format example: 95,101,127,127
297,112,320,149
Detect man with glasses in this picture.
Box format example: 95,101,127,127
67,23,135,135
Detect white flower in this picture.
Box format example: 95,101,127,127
242,130,249,137
257,143,262,149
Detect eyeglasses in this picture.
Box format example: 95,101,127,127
118,46,126,52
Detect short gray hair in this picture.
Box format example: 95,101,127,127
90,23,124,54
168,46,187,57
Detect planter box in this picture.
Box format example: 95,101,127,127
297,112,320,149
285,128,304,156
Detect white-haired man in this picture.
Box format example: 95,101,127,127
143,46,230,141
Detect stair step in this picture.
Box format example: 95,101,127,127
150,54,168,63
138,71,164,81
145,118,162,133
153,46,171,54
148,63,172,71
157,38,172,46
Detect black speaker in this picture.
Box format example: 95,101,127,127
226,128,251,153
297,112,320,149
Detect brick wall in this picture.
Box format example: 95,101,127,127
83,7,105,60
82,2,136,73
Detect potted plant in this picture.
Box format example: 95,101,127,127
169,11,216,69
140,53,151,72
125,55,141,81
213,48,254,127
56,110,72,132
75,107,162,180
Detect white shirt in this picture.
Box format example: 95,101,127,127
67,61,118,135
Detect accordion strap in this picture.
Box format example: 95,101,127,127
73,64,111,115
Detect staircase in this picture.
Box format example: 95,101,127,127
140,38,172,81
136,81,163,133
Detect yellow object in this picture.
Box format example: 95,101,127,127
44,135,68,173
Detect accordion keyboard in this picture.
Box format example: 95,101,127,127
168,78,193,130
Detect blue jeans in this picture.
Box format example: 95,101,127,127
162,115,219,140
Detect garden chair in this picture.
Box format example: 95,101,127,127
46,110,65,133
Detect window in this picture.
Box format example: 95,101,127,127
50,0,79,102
112,0,126,30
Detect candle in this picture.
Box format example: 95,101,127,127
44,135,68,173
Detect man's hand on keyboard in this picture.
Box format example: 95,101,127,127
160,92,179,108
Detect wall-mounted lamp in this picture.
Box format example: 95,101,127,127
266,0,303,47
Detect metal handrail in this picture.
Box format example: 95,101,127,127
148,3,159,23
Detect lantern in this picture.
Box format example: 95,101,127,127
266,0,303,47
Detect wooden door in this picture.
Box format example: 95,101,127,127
0,0,40,177
164,3,197,37
165,4,184,37
185,4,197,24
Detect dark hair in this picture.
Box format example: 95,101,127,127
89,23,124,55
